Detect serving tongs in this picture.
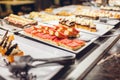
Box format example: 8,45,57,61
14,55,75,66
6,55,75,78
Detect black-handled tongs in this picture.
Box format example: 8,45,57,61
7,55,75,77
14,55,75,66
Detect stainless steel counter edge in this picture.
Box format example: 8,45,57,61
66,34,120,80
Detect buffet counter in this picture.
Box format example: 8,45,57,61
0,5,120,80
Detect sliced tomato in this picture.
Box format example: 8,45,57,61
66,41,80,47
47,35,56,40
34,33,43,38
60,39,72,44
24,28,33,33
31,29,39,35
53,37,61,43
73,39,85,44
40,34,48,39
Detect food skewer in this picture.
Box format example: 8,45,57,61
0,30,8,46
3,37,9,49
0,30,24,62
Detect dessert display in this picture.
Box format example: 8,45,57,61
109,0,120,6
24,25,85,51
0,30,24,63
97,10,120,19
100,6,120,11
0,4,120,80
29,12,63,22
74,9,120,19
4,14,37,28
59,16,97,32
74,9,99,20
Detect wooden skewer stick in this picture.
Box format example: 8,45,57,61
0,30,8,46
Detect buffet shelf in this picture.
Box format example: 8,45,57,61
0,4,120,80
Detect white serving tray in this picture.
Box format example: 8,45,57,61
18,21,115,53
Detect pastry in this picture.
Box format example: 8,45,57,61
0,31,24,63
4,14,37,28
59,16,97,32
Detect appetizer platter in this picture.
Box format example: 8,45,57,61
18,21,115,53
0,29,75,80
